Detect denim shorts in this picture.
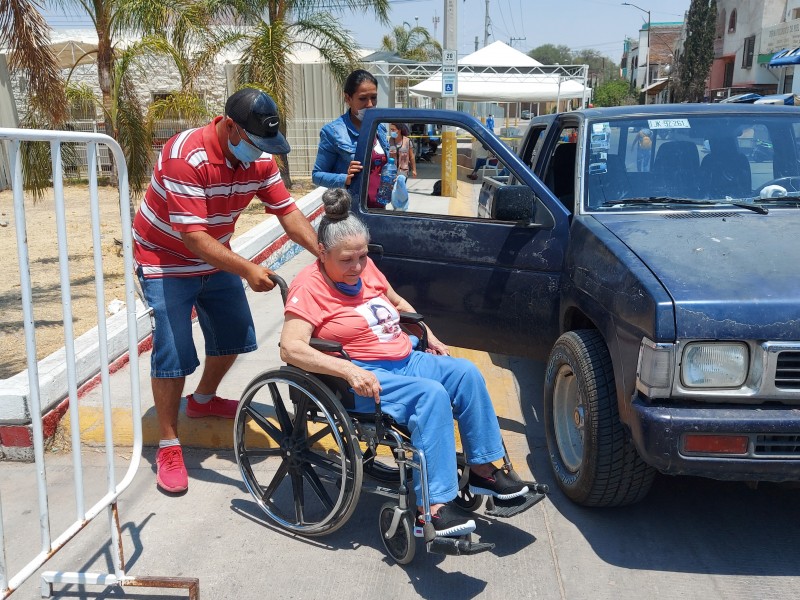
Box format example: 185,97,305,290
137,269,257,378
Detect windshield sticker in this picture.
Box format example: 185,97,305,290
590,132,609,151
589,162,608,175
592,122,610,134
648,118,690,129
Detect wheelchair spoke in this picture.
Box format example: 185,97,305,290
303,448,344,475
261,460,290,502
268,383,294,436
290,469,306,525
290,395,310,441
306,423,333,446
301,464,334,512
243,405,285,444
243,447,282,458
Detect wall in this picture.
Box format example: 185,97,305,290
0,55,18,190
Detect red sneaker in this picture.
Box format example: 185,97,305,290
185,394,238,419
156,446,188,493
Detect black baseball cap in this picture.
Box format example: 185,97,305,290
225,88,291,154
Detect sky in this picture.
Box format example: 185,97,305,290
336,0,690,62
44,0,692,64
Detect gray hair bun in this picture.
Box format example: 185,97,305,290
322,188,352,222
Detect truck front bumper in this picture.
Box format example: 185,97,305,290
628,398,800,481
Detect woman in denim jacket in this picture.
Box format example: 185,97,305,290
312,69,389,208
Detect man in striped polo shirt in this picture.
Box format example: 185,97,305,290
133,88,318,494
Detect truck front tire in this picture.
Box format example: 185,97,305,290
544,330,655,506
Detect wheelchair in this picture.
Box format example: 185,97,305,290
233,275,548,564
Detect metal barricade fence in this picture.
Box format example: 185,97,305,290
0,128,198,598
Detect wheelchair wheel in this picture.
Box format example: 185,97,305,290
453,454,484,512
379,502,415,565
362,448,402,484
234,366,363,536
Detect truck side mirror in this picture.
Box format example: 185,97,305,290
493,185,536,222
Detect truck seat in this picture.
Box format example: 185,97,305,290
653,141,701,197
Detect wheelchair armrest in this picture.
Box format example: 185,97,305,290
399,311,424,324
310,338,343,354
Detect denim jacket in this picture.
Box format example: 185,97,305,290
312,112,389,188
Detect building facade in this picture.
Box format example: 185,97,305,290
708,0,785,100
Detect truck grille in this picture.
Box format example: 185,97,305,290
775,351,800,390
754,434,800,457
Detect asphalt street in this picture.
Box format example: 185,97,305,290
3,355,800,600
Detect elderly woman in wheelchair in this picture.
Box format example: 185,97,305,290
233,189,546,563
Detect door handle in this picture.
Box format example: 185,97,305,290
368,244,384,255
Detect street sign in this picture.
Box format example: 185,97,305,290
442,48,457,98
442,73,457,97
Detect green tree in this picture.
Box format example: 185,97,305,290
675,0,716,102
528,44,572,65
573,49,618,84
0,0,66,123
593,79,637,107
236,0,390,186
3,0,226,199
380,22,442,61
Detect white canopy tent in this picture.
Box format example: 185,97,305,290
410,41,589,104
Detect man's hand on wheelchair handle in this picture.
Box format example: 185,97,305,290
345,364,382,404
245,264,277,292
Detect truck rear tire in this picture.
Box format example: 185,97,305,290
544,330,655,506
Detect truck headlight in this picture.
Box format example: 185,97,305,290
681,342,748,388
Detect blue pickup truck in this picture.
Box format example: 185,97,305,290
350,104,800,506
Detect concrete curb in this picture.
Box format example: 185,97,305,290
0,188,325,460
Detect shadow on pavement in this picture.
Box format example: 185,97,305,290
510,355,800,578
229,474,539,600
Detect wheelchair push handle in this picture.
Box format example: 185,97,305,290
268,273,289,306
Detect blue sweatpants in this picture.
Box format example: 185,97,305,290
352,351,506,504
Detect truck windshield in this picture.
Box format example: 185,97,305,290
584,113,800,210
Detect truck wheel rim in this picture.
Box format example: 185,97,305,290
553,364,584,473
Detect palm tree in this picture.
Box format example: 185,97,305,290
380,22,442,62
235,0,391,187
1,0,67,123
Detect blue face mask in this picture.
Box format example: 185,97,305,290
228,126,263,163
390,131,399,139
334,278,363,296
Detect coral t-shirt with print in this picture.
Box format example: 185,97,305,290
285,258,412,361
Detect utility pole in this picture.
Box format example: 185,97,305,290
442,0,458,197
622,2,650,104
484,0,491,47
475,36,479,51
432,12,440,41
509,36,526,49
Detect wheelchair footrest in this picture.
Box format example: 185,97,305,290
427,536,494,556
485,482,548,518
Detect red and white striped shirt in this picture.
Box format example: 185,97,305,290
133,116,297,278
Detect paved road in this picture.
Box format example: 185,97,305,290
4,354,800,600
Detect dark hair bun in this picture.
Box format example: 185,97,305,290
322,188,352,222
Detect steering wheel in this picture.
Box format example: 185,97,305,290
756,176,800,195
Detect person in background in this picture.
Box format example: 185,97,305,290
631,127,653,172
486,113,495,132
388,123,416,179
312,69,389,208
133,88,318,494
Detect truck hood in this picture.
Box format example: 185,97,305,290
596,211,800,340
